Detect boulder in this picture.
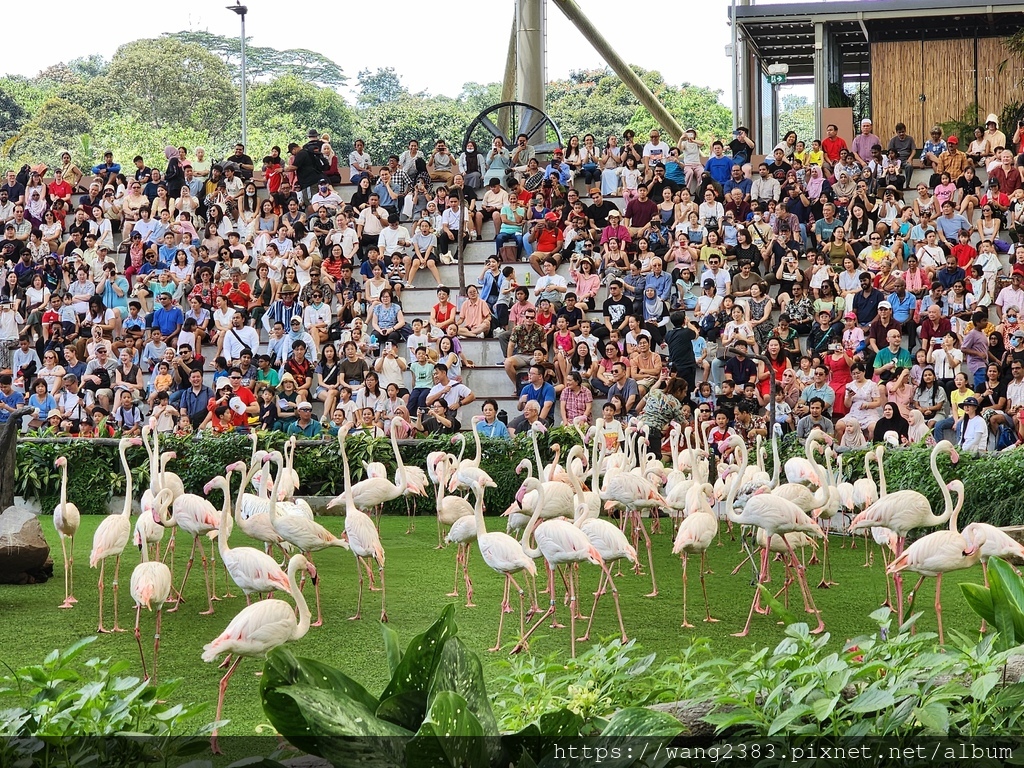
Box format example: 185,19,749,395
0,506,53,584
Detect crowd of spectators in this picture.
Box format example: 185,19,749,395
3,113,1024,455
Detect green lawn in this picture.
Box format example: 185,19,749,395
0,513,986,737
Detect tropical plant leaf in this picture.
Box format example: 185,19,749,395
382,624,403,678
407,691,487,768
913,701,949,734
377,605,457,730
428,637,498,737
757,584,797,627
601,707,684,738
845,686,896,714
961,583,996,625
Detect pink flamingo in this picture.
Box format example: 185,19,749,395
202,553,316,754
53,456,80,608
724,438,825,637
887,480,978,644
131,489,173,680
89,437,136,633
514,478,611,658
672,483,720,628
849,441,959,625
575,505,636,643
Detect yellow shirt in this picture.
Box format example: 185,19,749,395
808,149,825,166
950,387,976,420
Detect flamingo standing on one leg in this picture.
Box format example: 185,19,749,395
130,489,173,681
53,456,80,608
887,480,979,645
90,437,137,633
433,452,473,554
328,431,387,623
202,553,317,754
672,483,720,629
849,441,960,626
445,514,478,607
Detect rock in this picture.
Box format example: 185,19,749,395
0,506,53,584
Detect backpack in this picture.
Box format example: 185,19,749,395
996,422,1017,451
305,141,330,174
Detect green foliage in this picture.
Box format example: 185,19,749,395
357,67,410,108
961,557,1024,651
0,636,211,767
165,30,348,90
10,97,93,165
106,38,237,133
249,75,355,148
356,96,474,161
941,102,983,147
260,605,681,766
15,426,582,518
779,93,816,143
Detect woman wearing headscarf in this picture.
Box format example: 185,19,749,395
907,410,929,442
640,285,670,346
872,401,910,445
805,164,831,202
164,146,184,199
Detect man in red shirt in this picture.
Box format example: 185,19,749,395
220,267,252,309
821,124,849,169
989,150,1023,197
210,370,258,428
47,169,73,205
528,212,564,275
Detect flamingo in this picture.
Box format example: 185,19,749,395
231,461,290,559
514,478,611,658
564,444,600,522
389,417,429,533
130,489,173,681
334,426,425,525
962,519,1024,582
724,438,825,637
202,553,317,754
53,456,80,609
207,466,291,604
445,514,478,607
89,437,136,633
151,467,220,616
513,459,576,522
433,453,474,551
265,451,349,626
464,479,536,652
133,504,165,564
751,528,819,607
672,483,720,628
329,431,388,623
142,424,184,497
887,479,978,644
849,441,960,625
575,507,636,643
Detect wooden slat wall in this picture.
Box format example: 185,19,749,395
871,41,922,140
924,39,975,133
978,37,1024,123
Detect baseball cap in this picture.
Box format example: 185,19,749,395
947,136,959,145
553,147,564,155
843,312,857,320
702,278,716,288
290,316,302,325
588,187,601,196
318,177,328,184
215,377,232,389
961,396,980,407
878,301,892,310
1014,329,1024,339
544,211,560,222
229,396,247,415
607,210,621,218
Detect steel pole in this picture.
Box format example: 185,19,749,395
239,11,247,147
551,0,685,140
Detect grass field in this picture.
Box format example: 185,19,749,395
0,512,986,738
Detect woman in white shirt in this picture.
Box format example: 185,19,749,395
211,294,236,357
927,332,964,394
721,304,755,348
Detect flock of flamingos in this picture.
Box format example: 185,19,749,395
43,417,1024,750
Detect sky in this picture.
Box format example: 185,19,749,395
3,0,742,105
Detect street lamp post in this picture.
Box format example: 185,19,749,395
227,4,248,147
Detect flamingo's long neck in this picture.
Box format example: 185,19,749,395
948,484,965,533
471,421,482,465
216,474,233,559
287,556,312,640
390,420,406,488
120,439,134,519
59,461,69,513
863,449,876,496
805,437,831,507
268,454,284,523
235,462,261,525
530,428,544,479
520,480,546,558
875,447,888,496
471,481,488,540
566,448,586,499
931,447,954,526
723,441,747,525
590,419,601,492
769,430,781,488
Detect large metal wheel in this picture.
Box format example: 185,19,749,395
463,101,564,155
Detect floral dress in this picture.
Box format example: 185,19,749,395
747,295,773,350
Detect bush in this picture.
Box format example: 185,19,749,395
15,427,583,517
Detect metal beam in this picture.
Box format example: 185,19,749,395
499,18,517,139
552,0,684,141
516,0,545,114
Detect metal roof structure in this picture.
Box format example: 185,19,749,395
732,0,1024,82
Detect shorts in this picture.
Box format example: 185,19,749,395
508,354,532,369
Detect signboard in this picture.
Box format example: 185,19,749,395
768,73,787,85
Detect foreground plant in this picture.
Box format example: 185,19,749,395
259,604,682,767
0,637,211,768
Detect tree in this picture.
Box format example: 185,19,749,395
106,38,236,134
249,75,355,148
165,31,347,90
68,55,109,80
356,96,473,160
0,89,25,142
10,98,93,166
458,82,503,116
357,68,408,108
779,94,816,144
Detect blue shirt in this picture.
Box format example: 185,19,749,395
724,177,752,197
663,161,686,185
152,305,184,336
476,419,510,439
705,156,734,185
800,383,835,408
373,182,395,208
0,389,24,422
521,381,555,408
886,291,916,323
543,162,572,185
644,272,672,301
935,213,970,240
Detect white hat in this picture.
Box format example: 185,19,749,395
229,396,246,415
215,376,231,389
986,113,999,127
861,118,872,126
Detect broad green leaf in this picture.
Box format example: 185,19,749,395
767,704,811,736
381,624,403,678
990,557,1024,613
971,671,1001,701
274,686,410,767
986,564,1024,650
913,701,949,733
407,691,486,768
961,583,996,624
377,605,457,730
537,707,583,739
811,694,840,722
428,637,498,737
846,686,896,713
757,584,797,627
601,707,684,738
